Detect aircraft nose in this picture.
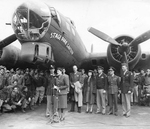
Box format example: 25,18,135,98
12,1,51,41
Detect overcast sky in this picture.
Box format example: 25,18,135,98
0,0,150,53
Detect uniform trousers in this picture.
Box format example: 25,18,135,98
0,99,3,108
35,86,45,104
122,93,131,116
96,89,106,114
131,85,138,103
138,85,142,104
108,93,118,113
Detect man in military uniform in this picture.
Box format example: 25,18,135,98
23,68,33,95
120,63,133,118
34,70,46,105
131,70,139,105
10,86,25,112
95,66,107,115
107,67,120,116
69,65,82,113
45,65,56,117
0,66,6,90
138,69,145,105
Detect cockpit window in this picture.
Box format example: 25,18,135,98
50,7,61,26
12,2,51,41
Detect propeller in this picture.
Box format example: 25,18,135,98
0,34,17,48
88,26,150,71
88,27,121,46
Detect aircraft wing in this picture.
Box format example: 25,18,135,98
80,52,109,72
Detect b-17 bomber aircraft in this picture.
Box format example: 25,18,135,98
0,1,150,72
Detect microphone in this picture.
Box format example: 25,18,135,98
53,85,60,93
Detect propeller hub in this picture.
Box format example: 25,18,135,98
118,41,130,55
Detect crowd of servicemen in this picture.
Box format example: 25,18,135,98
0,63,150,121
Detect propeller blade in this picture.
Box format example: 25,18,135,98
88,27,120,46
0,34,17,48
121,52,128,64
129,30,150,46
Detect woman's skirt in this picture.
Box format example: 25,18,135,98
58,94,67,109
86,87,94,105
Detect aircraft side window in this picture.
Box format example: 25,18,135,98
66,17,76,28
51,50,54,60
66,22,70,31
141,53,147,60
71,27,75,36
35,45,39,56
92,59,97,66
46,47,49,56
70,19,75,28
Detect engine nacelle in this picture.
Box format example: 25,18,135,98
21,42,54,65
0,45,20,67
107,35,142,70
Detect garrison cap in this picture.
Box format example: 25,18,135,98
108,67,115,71
132,69,138,73
97,66,104,70
16,68,20,71
122,63,128,67
57,67,63,72
88,70,93,73
0,65,5,70
6,70,10,73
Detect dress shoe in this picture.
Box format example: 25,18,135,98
60,117,65,121
45,114,50,117
69,110,75,112
107,112,113,115
125,115,130,118
21,109,26,113
95,111,101,114
85,110,89,113
123,114,126,116
78,110,81,113
114,112,118,116
29,106,34,110
78,107,81,113
89,110,93,114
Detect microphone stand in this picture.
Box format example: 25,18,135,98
48,76,60,124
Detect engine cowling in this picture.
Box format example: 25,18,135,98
0,45,20,67
107,35,142,70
